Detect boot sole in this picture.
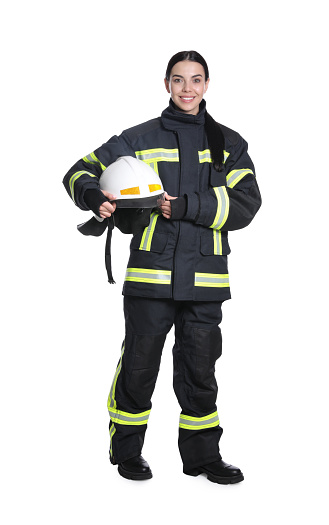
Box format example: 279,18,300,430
118,465,153,481
184,468,244,485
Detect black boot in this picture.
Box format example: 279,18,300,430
183,459,244,484
118,455,153,481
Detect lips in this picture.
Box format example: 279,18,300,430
179,97,196,103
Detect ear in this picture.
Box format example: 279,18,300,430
204,78,210,94
164,78,170,94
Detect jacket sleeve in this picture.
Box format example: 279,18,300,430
63,133,135,210
183,135,261,231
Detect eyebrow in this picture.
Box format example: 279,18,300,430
172,74,203,78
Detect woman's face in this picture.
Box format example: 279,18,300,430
164,60,210,115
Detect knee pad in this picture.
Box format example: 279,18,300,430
126,333,166,407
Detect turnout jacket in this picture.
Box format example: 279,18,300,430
63,100,261,301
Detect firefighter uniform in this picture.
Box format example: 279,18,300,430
63,99,261,469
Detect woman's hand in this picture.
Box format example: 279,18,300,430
160,193,177,219
99,190,117,218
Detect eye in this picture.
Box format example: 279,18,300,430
173,78,182,83
193,78,201,83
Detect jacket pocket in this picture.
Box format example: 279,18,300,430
200,230,231,256
130,231,169,253
210,167,226,187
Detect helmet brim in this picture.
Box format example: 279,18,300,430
114,193,165,209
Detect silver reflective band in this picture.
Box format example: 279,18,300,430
107,343,125,411
198,150,212,163
69,171,97,202
211,186,229,230
226,168,253,188
213,230,222,255
109,423,116,458
135,149,179,162
198,150,230,164
195,272,229,288
83,153,98,164
83,152,106,171
139,212,160,251
179,411,220,430
125,268,171,284
108,408,150,425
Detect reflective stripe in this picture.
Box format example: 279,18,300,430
108,408,151,426
224,150,230,163
120,186,140,195
226,168,253,189
210,187,229,230
195,272,229,288
179,411,219,430
198,150,230,163
83,152,106,171
135,148,179,163
107,342,150,430
69,171,97,202
139,211,160,251
107,342,125,411
149,184,161,192
125,268,171,285
109,423,116,458
198,149,212,163
83,153,98,165
213,230,222,255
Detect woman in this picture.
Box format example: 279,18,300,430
63,51,261,484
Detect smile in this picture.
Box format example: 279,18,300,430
179,97,195,102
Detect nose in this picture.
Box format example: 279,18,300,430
182,81,192,92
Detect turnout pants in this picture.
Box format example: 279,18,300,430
108,296,224,470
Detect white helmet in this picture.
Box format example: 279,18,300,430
100,156,165,208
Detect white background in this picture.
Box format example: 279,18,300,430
1,0,328,523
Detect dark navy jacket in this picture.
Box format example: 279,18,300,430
63,100,261,301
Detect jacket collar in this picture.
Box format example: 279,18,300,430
161,98,206,130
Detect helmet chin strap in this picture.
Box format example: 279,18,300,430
105,216,115,284
77,215,115,283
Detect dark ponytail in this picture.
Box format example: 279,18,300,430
205,112,225,172
166,51,225,172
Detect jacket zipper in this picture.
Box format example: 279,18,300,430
171,131,181,298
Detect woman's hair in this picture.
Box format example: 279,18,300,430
166,51,225,172
165,50,209,81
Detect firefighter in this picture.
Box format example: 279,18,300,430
63,50,261,484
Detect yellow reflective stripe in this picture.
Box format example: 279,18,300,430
213,230,222,255
139,212,159,251
198,150,230,163
135,148,179,163
149,184,161,192
83,152,106,171
223,150,230,163
125,268,171,285
210,187,229,230
226,168,253,189
120,186,140,195
82,153,98,165
109,423,116,458
195,272,229,288
107,342,125,411
108,408,151,426
198,149,212,163
107,343,151,428
69,171,97,202
179,411,220,430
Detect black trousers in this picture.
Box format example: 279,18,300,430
108,296,224,470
